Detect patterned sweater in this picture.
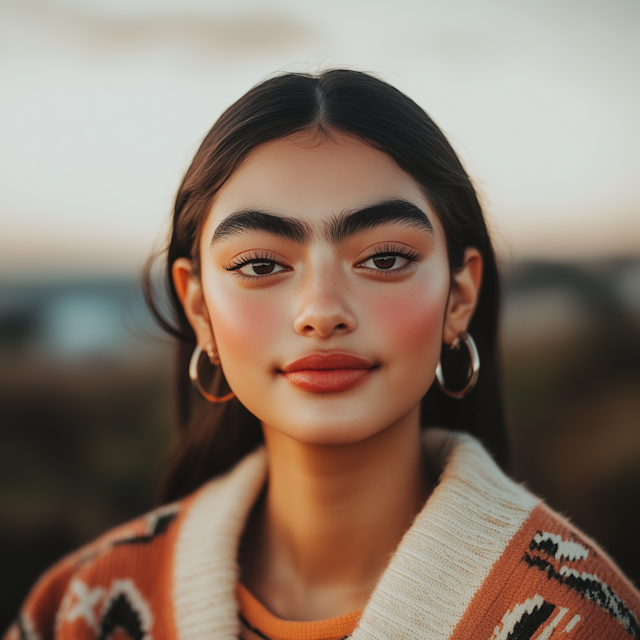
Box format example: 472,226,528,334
5,429,640,640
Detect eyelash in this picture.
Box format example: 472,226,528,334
223,251,284,280
223,245,421,280
357,245,421,274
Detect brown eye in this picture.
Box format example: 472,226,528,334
372,255,397,270
252,262,275,274
237,261,286,277
359,254,410,271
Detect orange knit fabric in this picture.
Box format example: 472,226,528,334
4,437,640,640
448,502,640,640
3,503,186,640
237,584,362,640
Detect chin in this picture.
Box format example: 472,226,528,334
287,423,384,446
237,386,424,446
264,406,401,446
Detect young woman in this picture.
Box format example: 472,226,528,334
8,70,640,640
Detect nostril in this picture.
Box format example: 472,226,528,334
336,323,347,331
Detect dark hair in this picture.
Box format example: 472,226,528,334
144,69,508,503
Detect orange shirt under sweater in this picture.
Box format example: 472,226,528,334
237,584,362,640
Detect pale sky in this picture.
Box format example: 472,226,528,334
1,0,639,278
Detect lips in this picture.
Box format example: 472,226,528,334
280,352,376,393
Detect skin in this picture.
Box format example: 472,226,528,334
173,130,483,621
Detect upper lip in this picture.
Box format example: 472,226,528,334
280,352,376,373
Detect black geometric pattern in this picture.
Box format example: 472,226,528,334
113,512,178,547
503,599,555,640
98,593,145,640
524,531,640,639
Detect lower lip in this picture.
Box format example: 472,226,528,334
282,368,374,393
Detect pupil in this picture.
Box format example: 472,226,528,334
253,262,274,275
373,256,396,270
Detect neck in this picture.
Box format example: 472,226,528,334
239,405,431,621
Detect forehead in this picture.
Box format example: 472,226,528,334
207,131,432,228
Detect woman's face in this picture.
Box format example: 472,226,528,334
178,130,478,445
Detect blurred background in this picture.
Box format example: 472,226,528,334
1,0,639,626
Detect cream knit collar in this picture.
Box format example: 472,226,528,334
172,430,539,640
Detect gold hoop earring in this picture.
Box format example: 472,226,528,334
206,345,220,366
435,331,480,399
189,344,235,403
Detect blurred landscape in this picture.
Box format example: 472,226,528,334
1,257,639,626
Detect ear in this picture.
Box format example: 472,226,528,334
442,247,483,346
172,257,216,351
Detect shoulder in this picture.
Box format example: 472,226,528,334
4,501,185,640
453,483,640,638
4,448,268,640
423,429,640,639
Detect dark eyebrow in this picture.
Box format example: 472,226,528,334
324,199,433,243
211,210,311,245
211,199,432,247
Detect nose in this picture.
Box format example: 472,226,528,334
293,270,357,338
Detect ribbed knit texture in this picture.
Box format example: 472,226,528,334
174,449,267,640
351,431,539,640
237,583,362,640
6,429,640,640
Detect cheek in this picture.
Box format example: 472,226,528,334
204,282,286,365
365,278,449,363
